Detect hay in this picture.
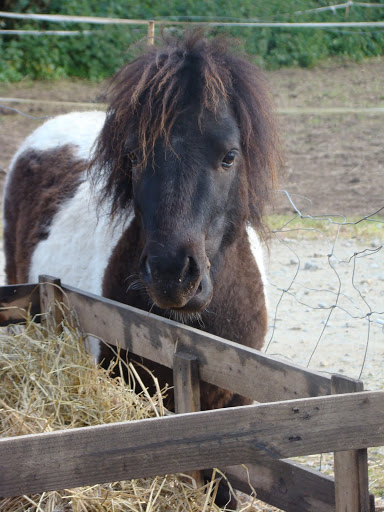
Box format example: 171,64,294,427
0,307,280,512
0,309,228,512
0,315,166,435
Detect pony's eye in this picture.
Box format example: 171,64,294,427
127,151,138,166
221,150,236,169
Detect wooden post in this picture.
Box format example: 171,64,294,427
331,375,373,512
345,0,351,18
173,352,203,487
173,352,201,414
39,275,64,334
147,20,155,45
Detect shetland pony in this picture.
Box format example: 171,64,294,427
3,32,280,412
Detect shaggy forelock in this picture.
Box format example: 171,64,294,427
90,30,281,231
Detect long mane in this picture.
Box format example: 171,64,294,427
90,31,281,231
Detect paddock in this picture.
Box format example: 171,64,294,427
0,276,382,511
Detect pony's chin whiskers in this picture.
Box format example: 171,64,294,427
123,282,206,329
147,301,156,314
166,308,205,328
124,281,204,326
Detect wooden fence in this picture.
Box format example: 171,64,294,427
2,10,384,28
0,275,382,511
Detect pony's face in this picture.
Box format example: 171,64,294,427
92,36,279,313
130,105,245,313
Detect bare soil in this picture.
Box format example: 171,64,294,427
270,57,384,217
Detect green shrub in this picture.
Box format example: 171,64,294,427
1,0,384,80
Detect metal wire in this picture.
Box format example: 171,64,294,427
0,104,51,120
265,190,384,385
1,9,384,30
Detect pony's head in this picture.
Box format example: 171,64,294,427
91,32,280,313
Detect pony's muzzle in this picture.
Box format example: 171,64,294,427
175,272,213,312
139,247,212,311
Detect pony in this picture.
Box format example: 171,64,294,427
3,32,280,413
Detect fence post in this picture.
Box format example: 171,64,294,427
147,20,155,45
331,375,373,512
39,275,64,333
173,352,203,486
173,352,200,414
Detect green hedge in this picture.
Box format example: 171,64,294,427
1,0,384,80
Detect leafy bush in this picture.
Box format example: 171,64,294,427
1,0,384,80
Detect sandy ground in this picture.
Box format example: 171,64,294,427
265,234,384,389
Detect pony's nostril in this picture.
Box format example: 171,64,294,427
145,259,151,277
140,255,152,284
183,256,198,282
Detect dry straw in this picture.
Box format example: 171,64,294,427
0,306,273,511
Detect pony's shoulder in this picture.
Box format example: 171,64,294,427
11,110,106,165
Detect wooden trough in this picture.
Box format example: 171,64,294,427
0,275,382,512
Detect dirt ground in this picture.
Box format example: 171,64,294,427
0,58,383,509
272,60,384,218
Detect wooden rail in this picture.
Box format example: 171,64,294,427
0,278,379,511
222,460,336,512
0,283,40,324
0,279,333,402
1,11,384,28
1,391,383,498
63,283,333,403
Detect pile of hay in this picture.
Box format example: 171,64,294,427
0,309,243,512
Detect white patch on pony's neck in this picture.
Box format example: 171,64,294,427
29,179,134,361
7,110,132,362
246,225,269,310
29,180,133,294
22,112,127,293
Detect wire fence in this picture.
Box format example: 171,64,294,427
1,4,384,37
264,191,384,390
293,0,384,15
262,190,383,498
2,97,384,114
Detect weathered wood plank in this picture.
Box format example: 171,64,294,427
221,458,335,512
39,276,64,333
173,352,201,414
0,280,333,401
61,283,332,402
173,352,203,487
331,375,371,512
0,283,40,325
1,391,383,498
